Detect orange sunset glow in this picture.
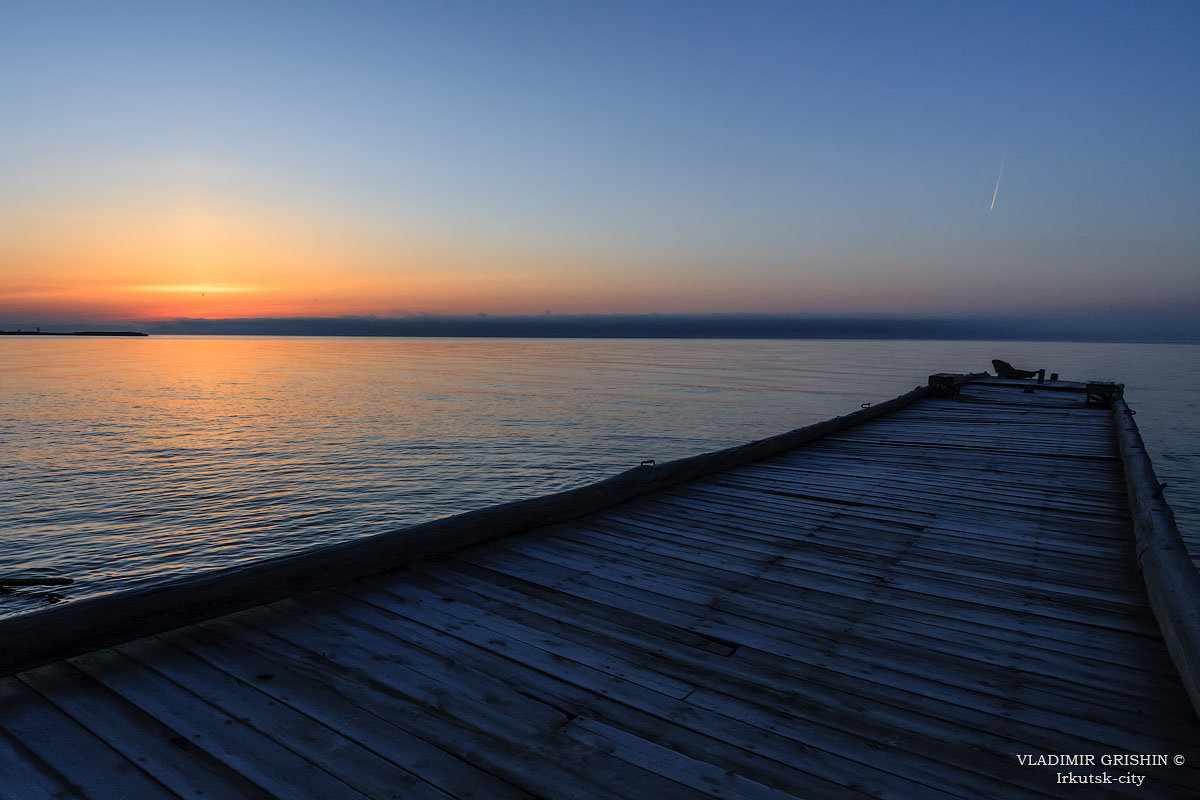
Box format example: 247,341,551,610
0,205,597,319
1,200,910,321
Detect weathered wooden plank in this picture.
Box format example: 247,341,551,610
715,472,1131,526
674,483,1136,550
747,460,1127,506
0,725,81,800
504,531,1186,713
240,603,572,740
463,531,1164,680
342,576,997,799
807,436,1125,472
798,451,1126,492
573,514,1152,613
725,645,1200,792
18,661,276,800
414,559,1170,758
158,622,535,800
688,462,1128,519
448,546,1193,750
283,584,884,800
706,473,1134,533
390,562,1200,786
638,491,1138,569
825,432,1121,460
557,716,803,800
219,606,705,800
484,532,1190,724
336,578,698,700
113,636,455,800
516,523,1162,639
604,503,1149,602
0,677,176,800
736,461,1132,516
67,648,371,800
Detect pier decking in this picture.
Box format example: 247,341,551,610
1,377,1198,799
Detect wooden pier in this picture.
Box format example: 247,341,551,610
1,373,1198,799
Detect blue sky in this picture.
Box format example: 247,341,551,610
2,1,1198,323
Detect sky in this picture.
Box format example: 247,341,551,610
2,1,1198,331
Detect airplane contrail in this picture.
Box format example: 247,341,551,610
990,151,1006,211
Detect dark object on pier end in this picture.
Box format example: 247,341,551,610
990,358,1041,379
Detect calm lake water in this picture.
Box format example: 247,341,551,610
2,336,1197,617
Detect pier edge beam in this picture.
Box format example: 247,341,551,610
1113,390,1200,719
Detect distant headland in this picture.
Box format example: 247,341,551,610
0,330,148,337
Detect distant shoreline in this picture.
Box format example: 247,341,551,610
0,330,148,337
6,312,1198,343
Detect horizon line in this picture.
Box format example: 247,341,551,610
6,312,1197,344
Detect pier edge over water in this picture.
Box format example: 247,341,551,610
0,376,957,678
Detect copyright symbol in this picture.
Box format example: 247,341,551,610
1175,755,1185,766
